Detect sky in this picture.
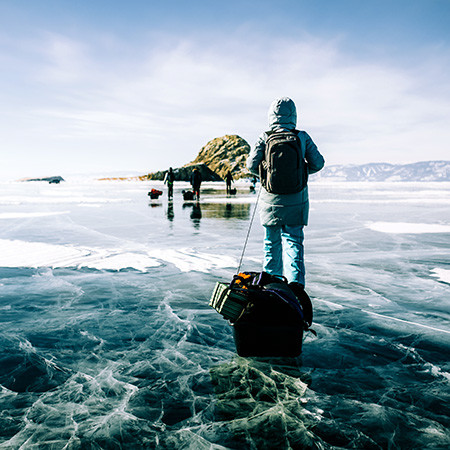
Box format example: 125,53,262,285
0,0,449,180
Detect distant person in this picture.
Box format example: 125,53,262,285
164,167,175,200
225,170,234,195
190,168,202,200
246,97,324,290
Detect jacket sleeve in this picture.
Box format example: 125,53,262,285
304,132,325,175
246,133,266,177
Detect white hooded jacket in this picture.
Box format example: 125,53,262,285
246,97,324,226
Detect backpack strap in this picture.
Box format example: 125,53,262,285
291,129,301,169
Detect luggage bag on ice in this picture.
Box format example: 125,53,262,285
209,272,313,357
182,190,195,201
148,188,163,199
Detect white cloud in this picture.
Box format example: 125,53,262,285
1,30,450,179
37,33,91,84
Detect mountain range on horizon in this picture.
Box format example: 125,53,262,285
313,160,450,182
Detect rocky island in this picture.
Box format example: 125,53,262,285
142,134,250,182
188,134,250,179
19,176,65,184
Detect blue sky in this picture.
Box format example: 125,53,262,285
1,0,449,179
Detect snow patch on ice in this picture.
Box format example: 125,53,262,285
147,248,236,272
367,222,450,234
205,196,257,204
0,239,160,271
430,268,450,284
0,211,70,219
0,239,90,268
0,196,128,205
0,239,237,273
315,198,450,204
90,253,160,271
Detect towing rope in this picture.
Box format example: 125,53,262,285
237,184,262,274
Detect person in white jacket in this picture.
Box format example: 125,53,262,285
246,97,324,288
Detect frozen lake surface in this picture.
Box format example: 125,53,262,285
0,179,449,449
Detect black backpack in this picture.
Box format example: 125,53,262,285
259,129,308,194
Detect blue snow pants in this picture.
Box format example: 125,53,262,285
263,225,305,286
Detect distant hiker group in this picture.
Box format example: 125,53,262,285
149,167,203,202
150,166,241,202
